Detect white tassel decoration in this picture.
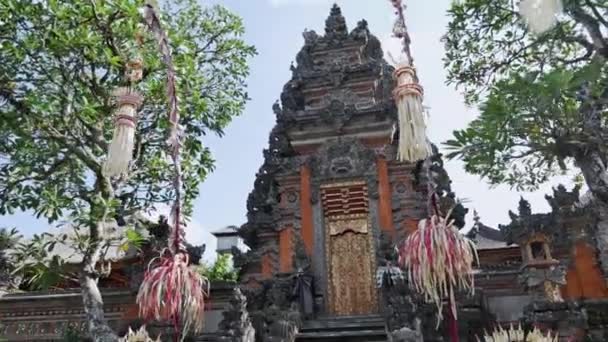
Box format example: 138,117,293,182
519,0,562,34
480,324,558,342
103,88,143,177
393,63,431,162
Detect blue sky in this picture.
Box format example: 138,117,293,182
0,0,574,261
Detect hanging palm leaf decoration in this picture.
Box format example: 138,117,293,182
388,0,431,163
397,196,478,327
119,326,161,342
478,324,558,342
137,251,209,335
133,2,209,340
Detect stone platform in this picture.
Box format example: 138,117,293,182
295,314,387,342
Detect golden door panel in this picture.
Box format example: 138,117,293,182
327,219,377,316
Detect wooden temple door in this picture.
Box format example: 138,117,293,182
321,182,378,316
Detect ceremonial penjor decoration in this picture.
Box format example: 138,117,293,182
389,0,431,163
479,324,558,342
101,1,210,340
389,1,478,340
397,193,478,340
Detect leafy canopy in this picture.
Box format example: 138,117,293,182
197,253,238,282
0,0,256,227
443,0,608,190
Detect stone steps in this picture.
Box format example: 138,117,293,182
296,314,387,342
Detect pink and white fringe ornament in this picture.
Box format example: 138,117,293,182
398,203,478,327
137,252,209,336
134,2,209,340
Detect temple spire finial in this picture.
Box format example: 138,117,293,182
325,3,347,37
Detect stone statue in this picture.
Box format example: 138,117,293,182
217,287,256,342
388,319,423,342
292,267,314,319
519,265,566,302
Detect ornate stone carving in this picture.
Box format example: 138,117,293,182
324,4,348,41
500,197,560,246
310,138,376,181
302,29,318,46
413,144,468,228
380,275,423,342
518,265,567,302
242,277,304,342
217,287,256,342
350,20,384,61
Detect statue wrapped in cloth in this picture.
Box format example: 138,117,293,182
292,267,314,319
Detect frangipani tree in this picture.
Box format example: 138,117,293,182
443,0,608,277
0,0,255,340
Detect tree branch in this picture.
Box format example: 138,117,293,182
571,6,608,56
584,0,608,29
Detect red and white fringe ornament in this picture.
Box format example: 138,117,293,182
389,0,431,163
137,252,209,336
519,0,562,34
103,87,143,177
135,2,209,340
398,203,478,327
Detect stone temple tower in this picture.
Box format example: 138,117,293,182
232,5,448,341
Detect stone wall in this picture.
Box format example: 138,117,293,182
0,282,235,341
523,299,608,340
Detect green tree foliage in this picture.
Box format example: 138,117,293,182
197,253,238,282
11,232,75,290
0,0,255,339
443,0,608,193
0,0,255,222
0,227,22,292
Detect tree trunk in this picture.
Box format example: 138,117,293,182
576,77,608,282
81,175,120,342
80,271,119,342
576,150,608,281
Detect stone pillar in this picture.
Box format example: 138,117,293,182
279,228,293,273
377,157,396,238
299,165,314,256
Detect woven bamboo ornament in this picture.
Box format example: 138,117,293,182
519,0,562,34
103,59,144,177
389,0,431,163
478,324,558,342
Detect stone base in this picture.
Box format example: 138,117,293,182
524,299,608,340
295,315,387,342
